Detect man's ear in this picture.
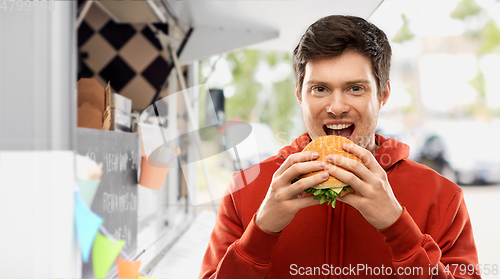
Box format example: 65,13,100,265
295,83,302,106
379,81,391,109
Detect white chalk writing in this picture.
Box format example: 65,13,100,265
103,152,132,173
113,225,132,249
102,192,138,213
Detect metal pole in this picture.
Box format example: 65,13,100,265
76,1,93,29
168,44,219,213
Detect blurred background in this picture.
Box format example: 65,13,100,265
195,0,500,277
198,0,500,186
1,0,498,278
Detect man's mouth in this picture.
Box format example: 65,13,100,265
323,123,355,139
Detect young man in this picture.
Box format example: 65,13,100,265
199,15,480,278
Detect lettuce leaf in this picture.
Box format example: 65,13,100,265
304,186,351,208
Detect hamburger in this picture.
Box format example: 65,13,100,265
297,135,364,208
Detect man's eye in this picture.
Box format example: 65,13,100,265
314,87,326,93
349,86,363,94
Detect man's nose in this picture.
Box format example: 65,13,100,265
326,93,349,116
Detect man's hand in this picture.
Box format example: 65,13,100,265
326,143,403,230
255,151,329,233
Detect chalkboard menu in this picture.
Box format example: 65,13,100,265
75,128,140,278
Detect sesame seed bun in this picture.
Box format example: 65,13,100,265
300,135,363,190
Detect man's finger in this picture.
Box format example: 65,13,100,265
274,151,319,178
279,160,326,185
323,163,367,195
326,154,373,186
287,195,320,211
337,191,363,209
342,143,383,175
285,171,329,198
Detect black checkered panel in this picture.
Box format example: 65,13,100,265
77,4,170,110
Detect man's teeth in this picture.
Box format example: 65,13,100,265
326,123,353,130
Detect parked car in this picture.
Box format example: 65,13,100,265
415,120,500,185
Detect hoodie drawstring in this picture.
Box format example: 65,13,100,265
324,205,332,279
325,203,346,279
339,202,345,279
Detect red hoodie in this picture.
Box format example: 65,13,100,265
199,134,480,278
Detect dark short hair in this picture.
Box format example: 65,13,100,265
293,15,392,99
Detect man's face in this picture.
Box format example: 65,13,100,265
296,50,390,153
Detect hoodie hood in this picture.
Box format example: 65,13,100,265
373,134,410,170
278,133,410,170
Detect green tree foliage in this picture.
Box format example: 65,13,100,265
469,68,486,101
467,68,487,116
200,49,297,136
450,0,482,20
225,50,261,122
393,14,415,44
257,52,296,134
451,0,500,116
480,20,500,54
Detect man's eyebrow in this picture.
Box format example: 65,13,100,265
304,79,372,86
304,80,326,86
345,79,371,85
